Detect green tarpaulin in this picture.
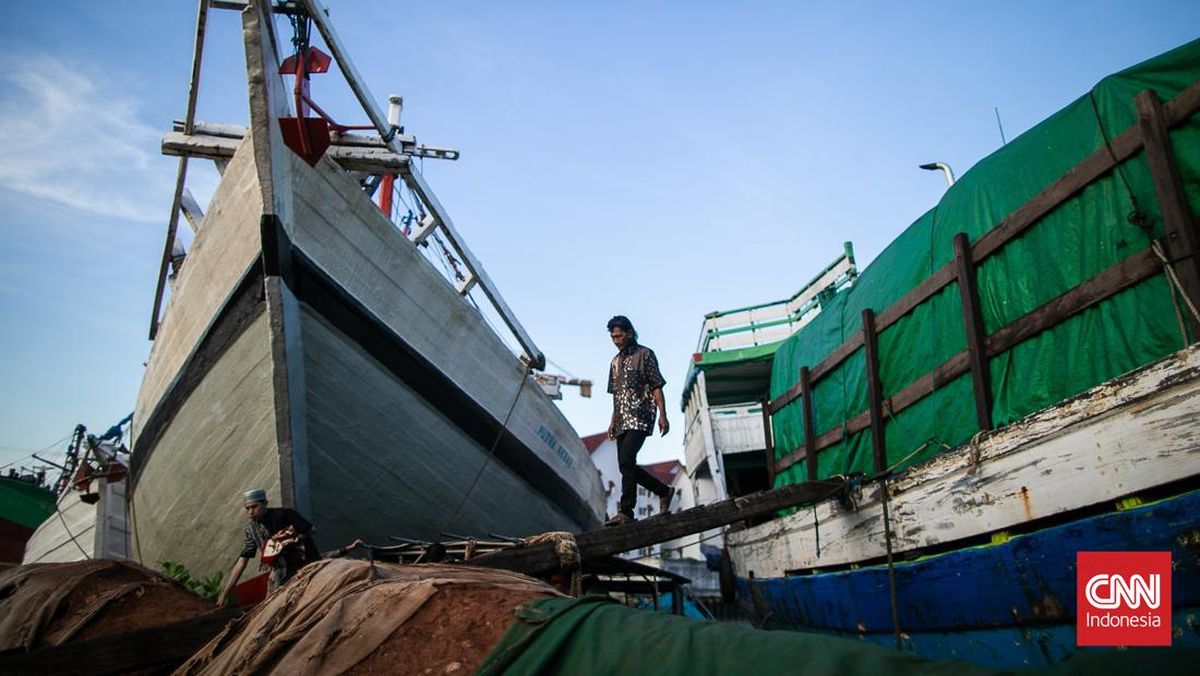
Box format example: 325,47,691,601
479,596,1196,675
769,38,1200,484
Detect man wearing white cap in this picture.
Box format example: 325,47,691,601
217,488,320,606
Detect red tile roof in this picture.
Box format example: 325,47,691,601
581,432,609,454
641,460,683,486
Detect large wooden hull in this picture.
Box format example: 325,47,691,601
127,3,603,578
728,344,1200,666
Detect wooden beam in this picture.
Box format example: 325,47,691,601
810,333,864,385
1136,89,1200,339
874,264,958,336
773,247,1163,475
170,120,453,159
180,188,205,232
0,608,240,676
162,131,413,174
985,248,1161,358
800,366,817,480
148,0,211,341
862,309,887,472
768,380,799,415
953,232,993,430
471,480,846,576
760,398,776,487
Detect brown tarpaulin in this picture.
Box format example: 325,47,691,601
0,559,214,651
176,558,561,675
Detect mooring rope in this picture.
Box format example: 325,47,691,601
524,531,582,596
440,364,532,536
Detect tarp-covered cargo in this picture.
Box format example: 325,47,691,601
769,38,1200,484
479,595,1197,675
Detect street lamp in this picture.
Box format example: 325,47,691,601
919,162,955,187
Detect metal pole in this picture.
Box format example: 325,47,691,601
919,162,956,187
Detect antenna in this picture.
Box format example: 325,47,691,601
994,106,1007,146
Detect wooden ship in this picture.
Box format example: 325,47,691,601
20,420,132,565
676,39,1200,667
127,0,605,579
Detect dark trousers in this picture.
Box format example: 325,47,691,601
617,430,670,517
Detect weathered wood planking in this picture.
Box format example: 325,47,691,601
472,480,846,576
728,345,1200,576
744,489,1200,633
134,137,264,446
93,477,129,559
22,489,97,563
299,308,582,548
163,131,413,174
281,141,604,515
130,313,281,580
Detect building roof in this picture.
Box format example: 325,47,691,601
581,432,608,454
641,460,683,486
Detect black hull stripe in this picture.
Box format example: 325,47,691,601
279,222,600,531
131,265,266,486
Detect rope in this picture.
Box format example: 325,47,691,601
1086,87,1156,241
812,505,820,558
440,365,532,535
0,432,73,471
53,498,92,560
1152,240,1200,331
1163,260,1189,346
524,531,582,596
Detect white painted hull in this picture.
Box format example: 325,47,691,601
22,478,129,564
728,343,1200,577
125,2,603,579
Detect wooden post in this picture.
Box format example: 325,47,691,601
799,366,818,480
1136,89,1200,340
761,398,776,487
862,309,887,473
953,232,994,431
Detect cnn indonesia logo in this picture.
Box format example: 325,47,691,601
1076,551,1171,646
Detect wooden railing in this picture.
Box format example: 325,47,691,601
765,85,1200,483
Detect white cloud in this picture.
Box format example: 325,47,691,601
0,52,172,223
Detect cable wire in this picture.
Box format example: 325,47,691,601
440,365,532,535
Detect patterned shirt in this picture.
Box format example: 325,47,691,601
608,343,666,435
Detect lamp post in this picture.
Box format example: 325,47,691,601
919,162,956,187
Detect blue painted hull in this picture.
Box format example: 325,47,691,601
738,489,1200,669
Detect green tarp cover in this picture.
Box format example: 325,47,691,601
479,596,1197,675
769,38,1200,485
0,478,55,530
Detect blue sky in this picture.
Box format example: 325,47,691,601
1,1,1197,472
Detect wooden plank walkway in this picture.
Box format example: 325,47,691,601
471,479,846,576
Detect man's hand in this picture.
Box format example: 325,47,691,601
658,416,670,437
607,420,615,439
